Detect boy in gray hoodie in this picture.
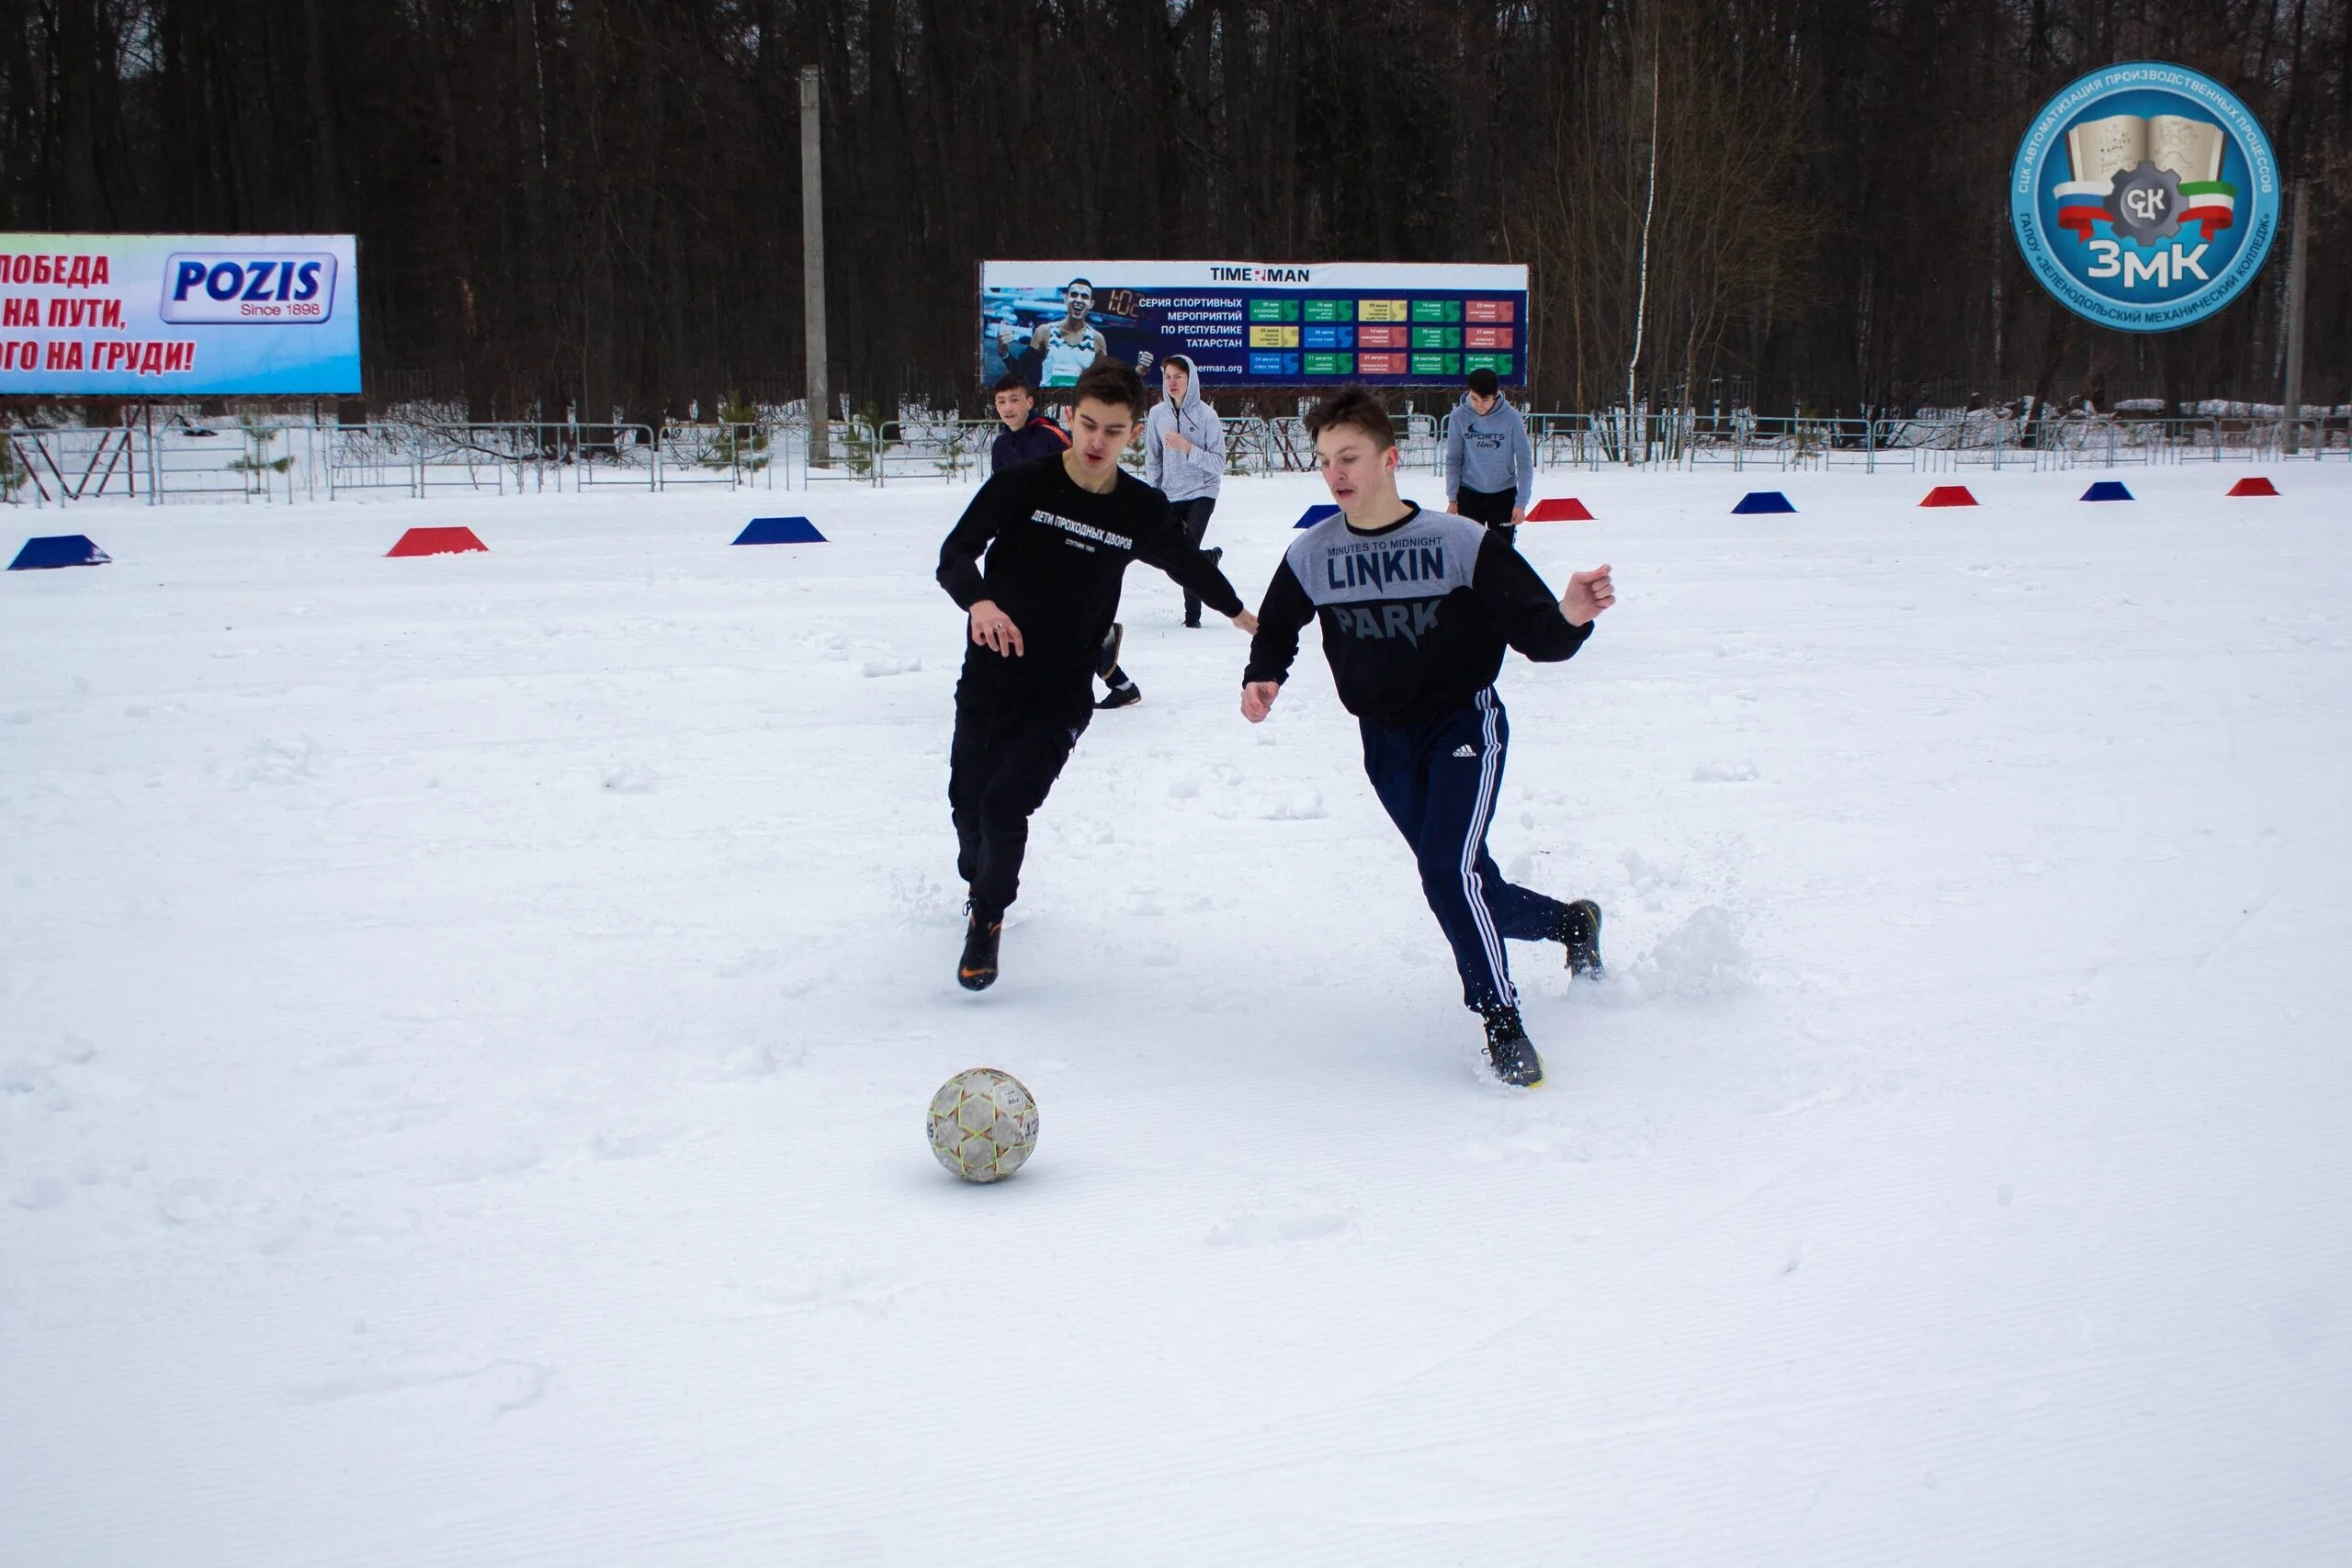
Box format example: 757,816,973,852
1142,355,1227,627
1443,367,1535,548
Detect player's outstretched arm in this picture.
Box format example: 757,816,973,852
1239,558,1314,720
1472,531,1601,661
937,474,1007,608
1134,507,1250,629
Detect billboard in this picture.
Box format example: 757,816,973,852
0,233,361,396
979,261,1528,390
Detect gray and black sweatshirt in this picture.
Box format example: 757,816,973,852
1244,504,1589,727
1442,395,1535,510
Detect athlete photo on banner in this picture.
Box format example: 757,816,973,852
981,276,1150,389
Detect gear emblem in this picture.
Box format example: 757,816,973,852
2104,160,2184,245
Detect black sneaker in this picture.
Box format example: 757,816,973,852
957,911,1002,991
1480,1006,1545,1088
1558,899,1605,978
1096,682,1142,710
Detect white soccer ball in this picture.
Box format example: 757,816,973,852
927,1067,1038,1183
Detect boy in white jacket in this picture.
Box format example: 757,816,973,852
1142,355,1227,628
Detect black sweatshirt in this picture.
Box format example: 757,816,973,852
1244,502,1592,726
938,455,1246,704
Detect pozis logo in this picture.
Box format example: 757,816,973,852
2010,62,2279,332
158,253,338,325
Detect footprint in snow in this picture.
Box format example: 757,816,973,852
1206,1207,1356,1247
602,762,660,794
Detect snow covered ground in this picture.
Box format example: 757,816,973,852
3,463,2348,1565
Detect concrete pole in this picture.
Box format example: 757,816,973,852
2280,179,2309,457
800,66,829,467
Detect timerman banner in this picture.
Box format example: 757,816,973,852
978,261,1529,390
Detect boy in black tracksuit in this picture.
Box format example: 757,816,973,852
989,369,1141,706
1242,389,1616,1087
941,361,1252,989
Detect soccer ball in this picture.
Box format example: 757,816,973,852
927,1067,1038,1183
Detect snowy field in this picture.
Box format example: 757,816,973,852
4,463,2348,1565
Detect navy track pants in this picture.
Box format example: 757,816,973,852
1360,688,1566,1013
949,683,1087,920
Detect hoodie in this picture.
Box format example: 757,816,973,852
1443,395,1534,510
1143,366,1226,502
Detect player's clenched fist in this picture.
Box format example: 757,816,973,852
1240,681,1281,724
1562,564,1615,626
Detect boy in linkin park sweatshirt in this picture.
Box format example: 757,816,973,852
939,359,1255,991
1241,389,1614,1088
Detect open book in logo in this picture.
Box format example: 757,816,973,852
2052,112,2236,245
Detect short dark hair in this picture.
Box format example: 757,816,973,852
990,369,1033,396
1304,388,1396,450
1465,367,1500,398
1163,354,1194,378
1066,277,1093,294
1071,359,1147,419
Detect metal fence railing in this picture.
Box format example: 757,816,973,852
4,403,2341,508
324,423,660,498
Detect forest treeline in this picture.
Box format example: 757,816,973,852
1,0,2344,421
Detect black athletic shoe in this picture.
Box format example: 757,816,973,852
1558,898,1606,978
1480,1006,1545,1089
957,911,1002,991
1096,682,1142,710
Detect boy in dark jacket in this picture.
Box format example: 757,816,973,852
989,371,1070,470
989,370,1139,705
942,361,1255,989
1242,389,1615,1087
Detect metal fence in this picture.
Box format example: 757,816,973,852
4,404,2341,507
1519,409,2346,473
